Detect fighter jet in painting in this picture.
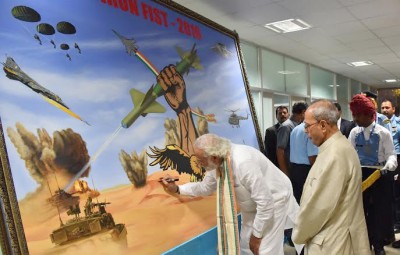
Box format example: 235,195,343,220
2,56,68,108
211,43,232,58
175,44,203,75
120,43,202,129
112,29,138,56
2,57,90,125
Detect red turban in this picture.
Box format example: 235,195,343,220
349,94,376,119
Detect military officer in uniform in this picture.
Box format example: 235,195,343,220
381,99,400,248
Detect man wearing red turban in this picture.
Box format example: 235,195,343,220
349,94,398,255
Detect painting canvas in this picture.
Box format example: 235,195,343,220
0,0,262,254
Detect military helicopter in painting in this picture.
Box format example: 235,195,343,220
227,109,248,128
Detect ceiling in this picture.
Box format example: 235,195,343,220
173,0,400,88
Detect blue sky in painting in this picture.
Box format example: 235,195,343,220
0,0,259,199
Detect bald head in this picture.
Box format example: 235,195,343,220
307,100,339,126
304,100,340,146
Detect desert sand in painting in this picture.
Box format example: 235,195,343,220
19,170,217,255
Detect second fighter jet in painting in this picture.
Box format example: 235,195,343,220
112,29,139,56
3,56,68,108
2,56,89,125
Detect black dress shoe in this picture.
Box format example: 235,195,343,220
393,240,400,248
374,248,386,255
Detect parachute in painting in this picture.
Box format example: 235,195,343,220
57,21,80,54
60,43,70,51
37,23,56,48
11,6,41,22
12,6,43,45
36,23,55,35
11,6,81,57
60,43,71,61
56,21,76,34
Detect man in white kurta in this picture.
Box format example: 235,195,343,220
161,134,299,255
292,100,370,255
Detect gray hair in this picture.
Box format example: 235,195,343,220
308,100,338,125
194,133,231,157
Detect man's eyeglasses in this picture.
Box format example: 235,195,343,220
304,121,319,130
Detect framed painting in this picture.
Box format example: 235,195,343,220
0,0,263,254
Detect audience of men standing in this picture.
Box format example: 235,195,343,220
334,102,355,138
276,102,308,176
381,99,400,249
264,106,289,167
256,93,400,253
349,94,398,255
289,122,318,203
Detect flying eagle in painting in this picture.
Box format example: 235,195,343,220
147,144,205,181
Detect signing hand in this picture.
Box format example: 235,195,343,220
159,174,179,194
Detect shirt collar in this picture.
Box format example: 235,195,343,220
364,121,375,133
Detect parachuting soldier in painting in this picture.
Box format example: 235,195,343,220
33,33,42,44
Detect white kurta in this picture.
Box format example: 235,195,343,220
179,144,299,255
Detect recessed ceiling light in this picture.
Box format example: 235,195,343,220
264,19,311,33
385,79,397,83
278,70,300,75
346,61,374,67
328,84,340,87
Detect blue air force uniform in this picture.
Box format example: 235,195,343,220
349,122,397,251
389,115,400,155
289,123,318,203
377,112,391,130
389,116,400,232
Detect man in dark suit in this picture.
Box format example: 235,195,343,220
264,106,289,167
334,102,355,138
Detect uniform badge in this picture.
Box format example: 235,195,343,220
383,119,391,125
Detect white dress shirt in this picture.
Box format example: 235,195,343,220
348,121,397,171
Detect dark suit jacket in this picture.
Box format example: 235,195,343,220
340,118,356,138
264,123,280,167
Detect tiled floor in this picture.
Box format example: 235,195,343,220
284,233,400,255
